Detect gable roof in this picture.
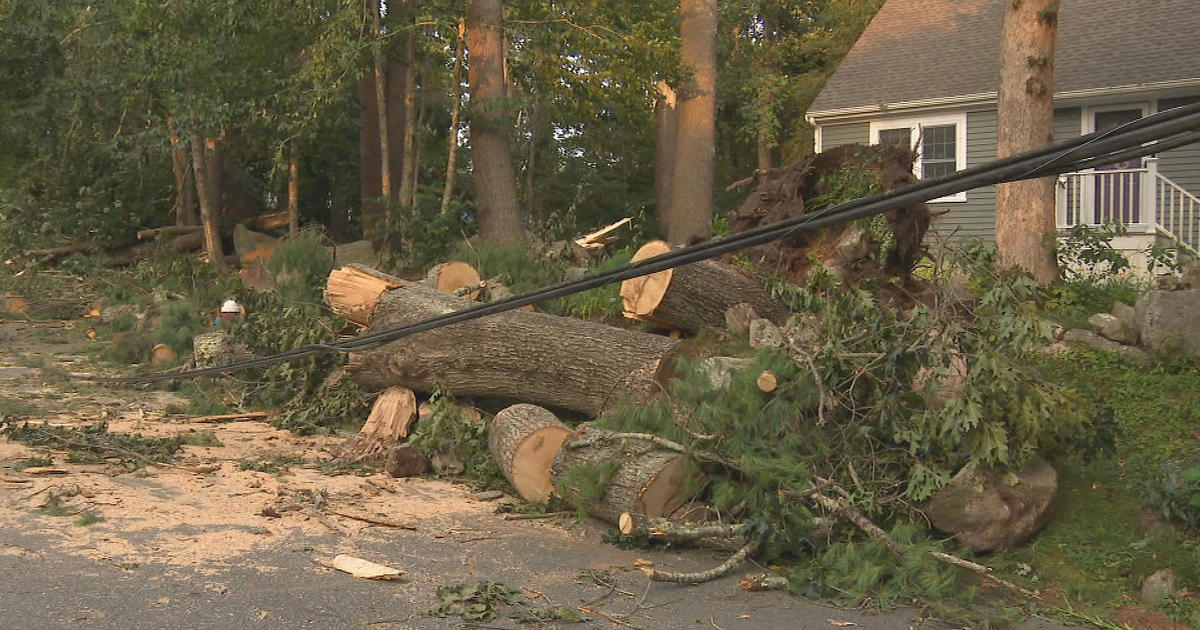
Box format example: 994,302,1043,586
808,0,1200,118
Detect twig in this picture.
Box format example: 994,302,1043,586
185,410,277,424
327,508,416,530
641,532,766,584
578,605,632,627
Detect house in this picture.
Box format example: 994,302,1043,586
805,0,1200,267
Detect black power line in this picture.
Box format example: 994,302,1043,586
86,103,1200,384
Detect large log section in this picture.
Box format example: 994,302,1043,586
489,404,571,502
620,240,786,331
327,266,683,416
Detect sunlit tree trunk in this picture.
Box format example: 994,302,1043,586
996,0,1060,285
372,0,392,204
288,138,300,237
467,0,524,245
668,0,717,245
170,133,196,226
398,1,419,210
359,74,385,242
440,19,466,215
191,135,225,270
653,81,677,230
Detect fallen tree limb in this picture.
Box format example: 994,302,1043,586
27,242,99,264
186,410,277,423
327,508,417,530
618,512,748,543
640,531,765,584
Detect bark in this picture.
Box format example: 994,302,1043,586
329,193,348,241
359,74,385,241
620,240,787,331
398,3,418,210
191,136,226,270
467,0,524,245
642,534,764,584
335,271,682,416
288,138,300,237
995,0,1060,286
170,133,197,226
757,126,773,172
372,0,392,203
668,0,718,245
550,424,702,525
618,512,747,542
488,404,571,502
440,19,466,215
653,81,678,230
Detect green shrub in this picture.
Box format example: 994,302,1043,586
1143,458,1200,530
267,229,334,304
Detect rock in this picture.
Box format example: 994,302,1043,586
782,313,822,355
1180,260,1200,289
698,356,754,390
384,444,430,478
748,318,784,349
1062,329,1152,363
1134,289,1200,357
1088,312,1137,345
100,304,140,324
471,490,504,501
833,224,872,262
429,451,464,476
724,303,760,335
1112,300,1137,330
563,266,589,283
1141,569,1177,605
329,240,379,269
922,456,1058,552
233,224,279,263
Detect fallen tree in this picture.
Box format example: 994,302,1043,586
328,266,683,416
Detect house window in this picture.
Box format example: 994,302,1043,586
869,113,968,202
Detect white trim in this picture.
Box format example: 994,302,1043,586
808,77,1200,123
813,123,823,154
868,112,968,203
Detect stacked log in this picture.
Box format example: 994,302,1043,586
620,240,786,332
489,404,571,502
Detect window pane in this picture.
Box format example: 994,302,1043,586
922,124,955,161
878,128,911,148
922,160,956,180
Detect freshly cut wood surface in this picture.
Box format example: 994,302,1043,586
620,240,786,332
341,387,418,463
488,404,571,502
424,261,482,299
342,273,681,416
324,264,404,327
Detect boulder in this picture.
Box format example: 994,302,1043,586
1062,329,1152,363
329,239,380,269
1111,300,1137,330
1088,312,1137,346
724,303,760,335
1140,568,1177,605
782,313,822,355
922,456,1058,552
748,318,784,349
1134,289,1200,357
385,444,431,478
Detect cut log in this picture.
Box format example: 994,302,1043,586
423,261,482,299
342,387,418,463
324,264,404,327
136,225,203,240
618,512,747,543
488,404,571,502
550,424,703,525
756,371,778,393
336,269,682,416
104,231,204,267
620,240,787,332
150,343,177,365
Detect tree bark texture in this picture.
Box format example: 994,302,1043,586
653,81,677,230
359,74,384,240
550,425,701,525
440,19,466,215
372,0,392,203
341,277,682,416
620,240,787,331
170,133,196,226
995,0,1060,286
288,138,300,237
398,2,418,210
467,0,524,245
342,386,418,463
488,403,571,502
668,0,718,245
191,136,226,270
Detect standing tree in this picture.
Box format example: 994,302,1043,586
467,0,524,245
995,0,1060,285
668,0,718,245
653,81,678,230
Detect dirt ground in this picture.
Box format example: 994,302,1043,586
0,319,1087,629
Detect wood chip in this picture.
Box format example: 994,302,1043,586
328,554,404,580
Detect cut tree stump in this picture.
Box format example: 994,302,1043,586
550,424,704,525
324,264,404,327
488,404,571,503
620,240,786,332
423,261,482,299
333,267,682,416
341,387,418,463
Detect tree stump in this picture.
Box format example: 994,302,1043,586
488,404,571,502
332,268,682,416
620,240,786,332
550,425,704,525
324,264,403,327
341,387,418,463
423,261,482,299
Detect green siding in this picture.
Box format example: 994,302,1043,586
820,122,869,150
1158,97,1200,196
1053,106,1082,142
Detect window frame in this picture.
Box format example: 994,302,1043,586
869,112,968,203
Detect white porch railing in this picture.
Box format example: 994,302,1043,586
1056,157,1200,255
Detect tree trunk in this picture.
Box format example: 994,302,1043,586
995,0,1059,286
467,0,524,246
191,136,226,270
359,74,385,241
409,78,425,208
398,4,418,210
620,240,787,331
757,127,773,172
550,424,702,525
653,81,678,230
170,133,197,226
288,138,300,237
440,19,466,215
324,264,404,327
422,261,482,298
330,268,682,416
668,0,718,245
489,404,571,502
372,0,392,204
